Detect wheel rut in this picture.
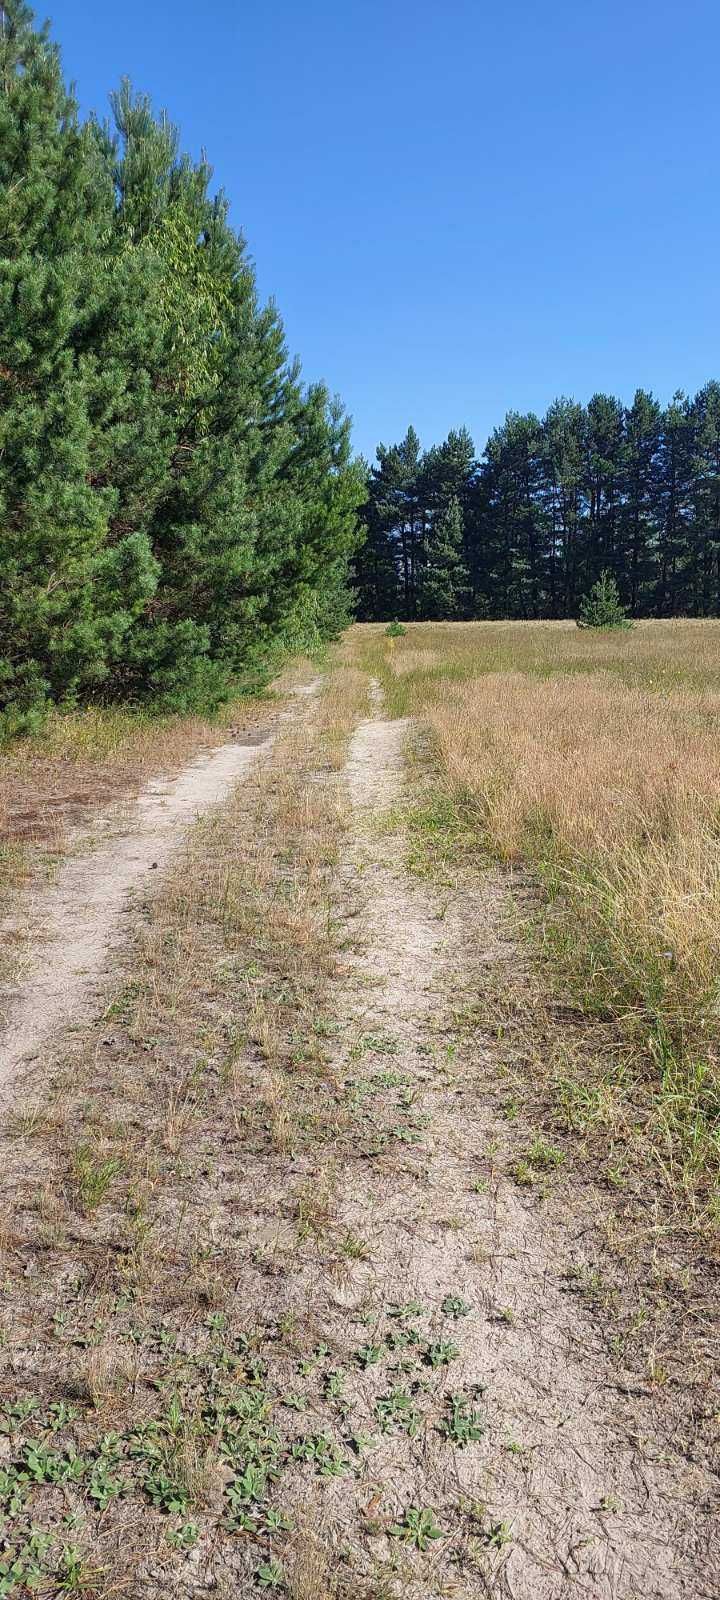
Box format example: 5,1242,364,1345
0,682,319,1101
326,681,716,1599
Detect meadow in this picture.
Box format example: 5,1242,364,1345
352,619,720,1221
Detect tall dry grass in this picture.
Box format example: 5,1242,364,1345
429,673,720,1031
350,621,720,1211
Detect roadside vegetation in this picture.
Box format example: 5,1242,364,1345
353,619,720,1226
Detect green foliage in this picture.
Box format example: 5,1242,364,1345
384,619,406,636
577,570,632,630
256,1560,284,1590
389,1506,444,1550
0,3,362,738
421,496,469,619
440,1294,472,1319
0,1295,494,1589
441,1393,485,1447
71,1144,121,1211
424,1339,459,1368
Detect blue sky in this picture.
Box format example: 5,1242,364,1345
51,0,720,462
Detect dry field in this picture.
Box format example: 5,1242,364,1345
353,620,720,1225
0,625,718,1599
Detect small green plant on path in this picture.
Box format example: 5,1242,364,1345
481,1519,513,1549
390,1506,444,1550
167,1522,199,1550
71,1144,121,1211
441,1294,472,1319
442,1393,485,1447
425,1339,459,1368
384,620,407,637
375,1387,422,1438
256,1558,285,1589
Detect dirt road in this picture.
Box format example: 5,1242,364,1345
0,665,716,1600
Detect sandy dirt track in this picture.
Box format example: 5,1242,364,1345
0,671,716,1599
0,685,317,1099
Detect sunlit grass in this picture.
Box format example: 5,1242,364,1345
348,619,720,1217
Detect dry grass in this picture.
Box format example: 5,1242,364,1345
350,621,720,1219
358,616,720,701
284,1526,337,1600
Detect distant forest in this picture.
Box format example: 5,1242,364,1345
354,389,720,621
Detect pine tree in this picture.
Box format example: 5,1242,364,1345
577,570,631,630
352,460,399,620
691,381,720,616
619,389,662,615
421,496,469,619
584,393,624,588
541,399,585,616
359,428,421,620
418,427,476,614
87,82,362,706
478,413,545,616
0,0,112,729
655,392,695,614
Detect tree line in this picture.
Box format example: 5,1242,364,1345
354,388,720,621
0,1,363,736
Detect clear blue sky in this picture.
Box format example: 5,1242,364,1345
49,0,720,462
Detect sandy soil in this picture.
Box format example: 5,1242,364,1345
0,685,316,1102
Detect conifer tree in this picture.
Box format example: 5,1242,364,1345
691,381,720,615
0,0,111,727
655,392,695,614
353,473,399,621
0,3,363,731
421,496,469,619
577,570,631,629
584,393,624,586
619,389,661,614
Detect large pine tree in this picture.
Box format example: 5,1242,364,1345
0,1,112,727
691,381,720,616
420,496,469,619
0,7,362,731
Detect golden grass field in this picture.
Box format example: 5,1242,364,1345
351,619,720,1218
